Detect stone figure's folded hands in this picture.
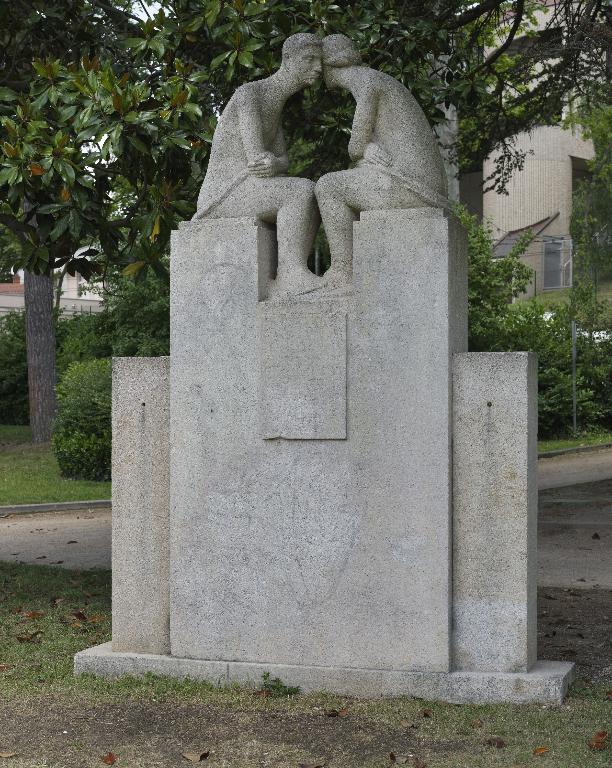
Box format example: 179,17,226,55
362,142,393,169
247,152,286,178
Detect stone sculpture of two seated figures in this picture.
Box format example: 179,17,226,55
194,32,449,298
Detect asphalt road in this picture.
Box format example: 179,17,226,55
0,450,610,587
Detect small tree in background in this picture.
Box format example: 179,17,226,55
453,204,533,351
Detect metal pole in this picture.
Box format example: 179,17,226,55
571,320,577,434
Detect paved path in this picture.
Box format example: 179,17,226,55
0,508,111,569
538,446,612,489
539,479,612,589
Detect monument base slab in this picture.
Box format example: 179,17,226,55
75,643,575,705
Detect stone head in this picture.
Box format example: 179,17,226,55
321,34,362,88
280,33,323,88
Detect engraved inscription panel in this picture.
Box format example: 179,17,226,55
258,305,347,440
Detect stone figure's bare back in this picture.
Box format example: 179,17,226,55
350,68,447,194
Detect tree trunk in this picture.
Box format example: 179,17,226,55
24,270,56,443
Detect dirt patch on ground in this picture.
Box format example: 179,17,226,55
538,586,612,682
0,700,467,768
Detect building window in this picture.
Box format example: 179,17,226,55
543,238,572,290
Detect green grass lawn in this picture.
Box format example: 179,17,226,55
0,425,110,506
0,562,610,768
539,430,612,454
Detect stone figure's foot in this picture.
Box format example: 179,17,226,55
322,267,352,290
272,268,325,298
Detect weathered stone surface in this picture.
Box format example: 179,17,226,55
452,352,538,672
111,357,170,655
258,304,347,439
194,33,322,296
316,34,448,288
169,208,467,673
75,643,575,704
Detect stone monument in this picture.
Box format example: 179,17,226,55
75,33,575,703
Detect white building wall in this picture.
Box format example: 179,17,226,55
483,125,594,240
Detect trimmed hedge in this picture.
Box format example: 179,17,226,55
52,358,111,481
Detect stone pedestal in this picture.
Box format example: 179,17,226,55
75,209,575,703
169,209,465,671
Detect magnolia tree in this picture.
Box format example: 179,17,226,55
0,0,608,441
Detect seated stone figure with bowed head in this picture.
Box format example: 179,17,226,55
316,34,449,289
195,33,323,295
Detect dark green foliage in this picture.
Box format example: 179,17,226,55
0,312,29,425
502,302,610,438
457,205,612,439
52,358,111,481
455,204,533,352
0,271,169,426
56,312,114,374
100,270,170,357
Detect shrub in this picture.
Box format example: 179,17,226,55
52,358,111,481
56,312,114,375
0,312,28,425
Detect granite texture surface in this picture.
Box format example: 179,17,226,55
111,356,170,655
452,352,538,672
75,643,575,704
316,34,448,288
194,33,322,296
169,209,467,673
258,303,347,439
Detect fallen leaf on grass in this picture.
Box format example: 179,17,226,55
606,690,612,701
101,753,117,765
51,597,64,606
587,730,608,750
325,707,349,718
421,708,433,718
533,746,549,755
471,718,484,728
0,752,18,759
181,752,209,762
252,688,271,697
485,737,506,748
87,614,106,624
72,611,88,621
16,631,42,644
22,610,45,620
0,665,14,672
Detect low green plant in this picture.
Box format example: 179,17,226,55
52,358,111,481
261,671,301,697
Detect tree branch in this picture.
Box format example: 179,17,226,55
0,213,31,243
447,0,504,30
476,0,526,72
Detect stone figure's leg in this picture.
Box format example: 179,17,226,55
213,176,321,294
315,171,359,286
274,178,321,292
316,167,425,285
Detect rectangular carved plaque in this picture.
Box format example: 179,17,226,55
258,305,347,440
